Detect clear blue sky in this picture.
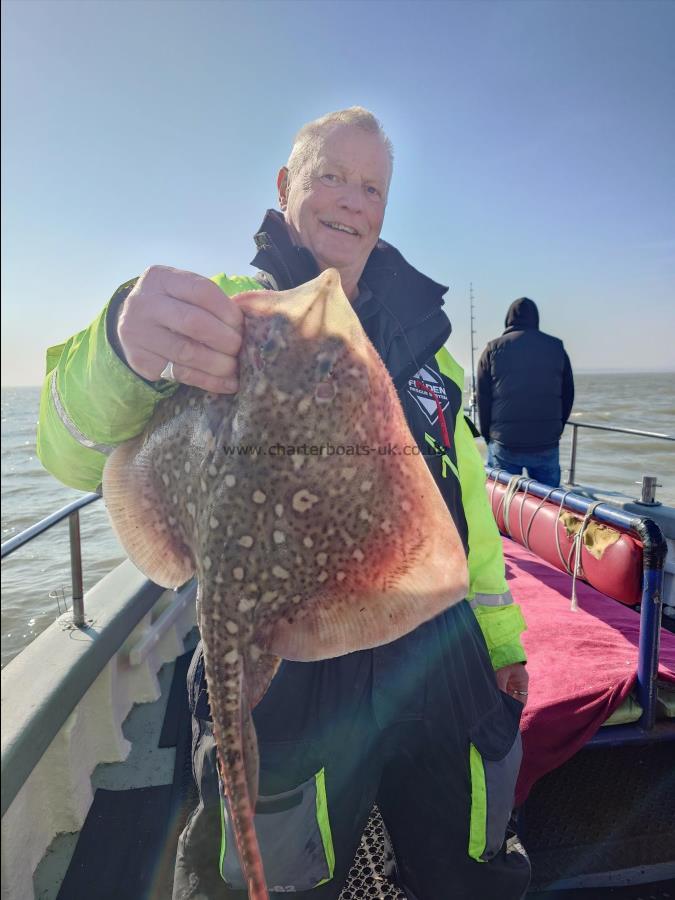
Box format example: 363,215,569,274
2,0,674,386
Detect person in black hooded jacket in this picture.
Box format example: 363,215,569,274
476,297,574,486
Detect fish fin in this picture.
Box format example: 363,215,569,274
267,533,468,661
247,652,282,709
102,437,195,588
241,654,281,806
242,702,260,810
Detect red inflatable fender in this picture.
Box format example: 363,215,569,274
486,478,643,606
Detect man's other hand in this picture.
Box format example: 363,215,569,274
117,265,243,393
495,662,529,706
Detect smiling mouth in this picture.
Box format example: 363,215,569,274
321,220,359,236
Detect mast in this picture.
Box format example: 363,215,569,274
469,283,477,423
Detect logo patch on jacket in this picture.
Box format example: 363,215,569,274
407,365,449,425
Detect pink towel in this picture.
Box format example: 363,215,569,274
501,537,675,804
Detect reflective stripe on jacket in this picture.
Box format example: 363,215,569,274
36,274,260,491
434,347,526,670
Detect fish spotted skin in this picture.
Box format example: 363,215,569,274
102,268,468,898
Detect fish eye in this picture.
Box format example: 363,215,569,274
317,356,333,377
260,337,278,357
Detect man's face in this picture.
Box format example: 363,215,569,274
279,125,390,294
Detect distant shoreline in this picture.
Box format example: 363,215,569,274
3,369,675,389
573,368,675,375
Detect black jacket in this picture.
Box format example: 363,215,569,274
190,210,486,724
476,297,574,451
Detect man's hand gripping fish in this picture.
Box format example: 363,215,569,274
102,269,469,899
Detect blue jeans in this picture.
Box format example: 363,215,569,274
487,441,561,487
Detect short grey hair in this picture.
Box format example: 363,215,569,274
286,106,394,187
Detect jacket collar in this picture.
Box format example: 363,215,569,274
503,325,537,335
251,209,320,289
251,209,449,331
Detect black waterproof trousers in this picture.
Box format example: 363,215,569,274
173,602,530,900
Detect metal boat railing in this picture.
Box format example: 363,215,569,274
2,417,672,629
1,493,101,627
564,421,675,488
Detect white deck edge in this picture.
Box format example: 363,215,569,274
1,561,196,900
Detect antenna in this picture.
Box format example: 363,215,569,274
469,283,477,423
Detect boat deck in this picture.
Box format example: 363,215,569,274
33,646,180,899
31,625,675,900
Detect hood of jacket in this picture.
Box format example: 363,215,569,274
504,297,539,331
249,209,452,386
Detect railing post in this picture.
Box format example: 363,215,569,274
69,510,85,627
566,424,578,485
634,517,667,731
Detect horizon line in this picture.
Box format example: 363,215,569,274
3,366,675,389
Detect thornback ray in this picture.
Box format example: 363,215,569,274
247,651,282,708
102,267,468,899
102,434,195,588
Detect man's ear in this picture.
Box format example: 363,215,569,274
277,167,289,211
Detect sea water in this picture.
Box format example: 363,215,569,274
2,373,674,668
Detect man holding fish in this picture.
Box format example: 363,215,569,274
38,107,530,900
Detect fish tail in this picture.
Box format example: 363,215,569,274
201,639,269,899
218,715,269,900
218,747,269,900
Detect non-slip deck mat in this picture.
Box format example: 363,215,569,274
526,880,675,899
521,742,675,887
158,650,194,748
56,785,173,900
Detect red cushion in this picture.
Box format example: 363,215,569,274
487,479,643,605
